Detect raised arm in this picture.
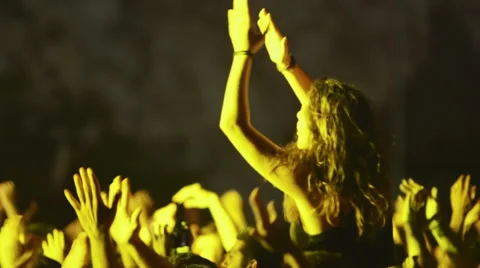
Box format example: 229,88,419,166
172,184,238,251
257,9,313,105
220,0,302,196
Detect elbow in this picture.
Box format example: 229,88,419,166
219,120,235,132
219,118,248,133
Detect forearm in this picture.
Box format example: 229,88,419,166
429,220,459,255
208,195,238,251
403,225,426,260
282,242,310,268
127,238,172,268
449,213,464,234
89,232,119,268
220,55,252,128
280,64,312,106
118,244,137,268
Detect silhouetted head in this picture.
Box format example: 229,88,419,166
221,228,283,268
282,78,389,237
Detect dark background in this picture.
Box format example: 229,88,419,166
0,0,479,227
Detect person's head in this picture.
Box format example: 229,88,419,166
169,252,217,268
284,78,390,236
221,228,283,268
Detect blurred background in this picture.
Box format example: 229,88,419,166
0,0,479,227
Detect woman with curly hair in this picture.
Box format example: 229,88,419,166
220,0,393,266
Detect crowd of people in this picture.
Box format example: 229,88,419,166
0,0,478,267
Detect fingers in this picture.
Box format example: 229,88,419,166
172,183,202,203
47,232,54,246
183,199,205,209
281,36,288,49
73,174,85,205
119,178,131,211
453,174,466,190
64,189,80,212
266,200,278,224
42,229,65,255
108,176,122,208
15,250,34,267
399,178,412,194
131,207,142,227
87,168,101,210
59,229,65,249
431,187,438,199
233,0,249,12
470,185,477,200
100,192,108,207
153,203,178,233
79,168,91,207
248,187,269,235
257,8,270,34
42,240,48,252
452,174,475,199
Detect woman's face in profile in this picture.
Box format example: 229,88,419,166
296,104,313,149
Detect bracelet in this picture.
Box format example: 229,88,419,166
277,56,296,73
234,50,253,57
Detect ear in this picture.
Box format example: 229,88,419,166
246,259,258,268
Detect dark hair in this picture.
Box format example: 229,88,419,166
169,252,217,268
278,78,390,237
236,228,283,267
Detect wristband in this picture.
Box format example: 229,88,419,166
234,50,253,57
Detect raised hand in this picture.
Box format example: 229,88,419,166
257,9,291,69
248,187,290,253
462,199,480,237
152,203,177,235
105,177,139,245
450,174,476,234
399,178,424,196
64,167,117,239
172,183,216,209
399,178,433,227
400,191,414,227
42,229,66,264
62,232,90,268
450,174,476,217
0,216,27,267
227,0,263,53
0,181,18,217
425,187,440,221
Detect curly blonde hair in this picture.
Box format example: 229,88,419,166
279,78,390,237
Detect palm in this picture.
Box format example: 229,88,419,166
227,0,263,53
109,178,137,244
425,187,439,220
110,209,131,243
258,9,289,65
172,183,215,209
464,201,480,228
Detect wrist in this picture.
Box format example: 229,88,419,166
403,223,418,234
89,226,110,242
207,193,221,210
233,50,253,57
277,56,296,73
449,213,463,228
